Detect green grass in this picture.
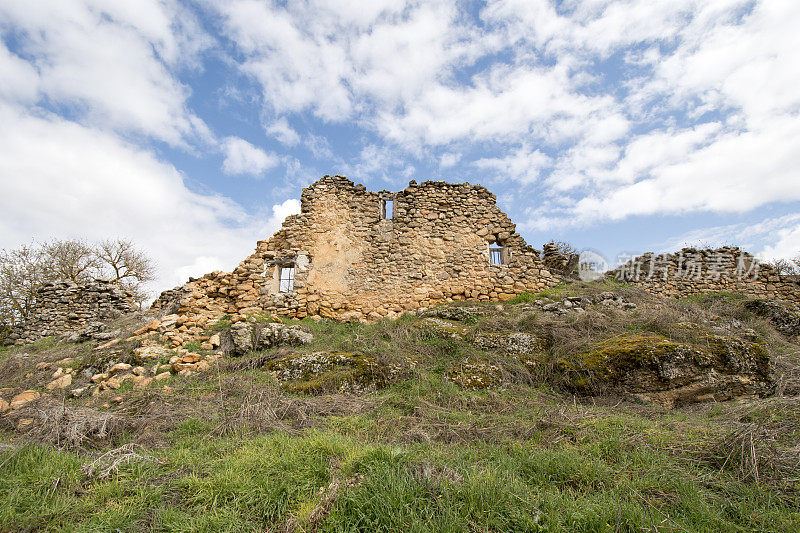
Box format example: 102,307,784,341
1,410,797,532
2,284,799,530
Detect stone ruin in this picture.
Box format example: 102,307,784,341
152,175,565,347
610,247,800,308
7,177,800,353
7,280,136,345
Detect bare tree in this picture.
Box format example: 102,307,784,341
1,238,157,330
95,238,156,306
768,256,800,276
41,239,99,283
0,244,54,327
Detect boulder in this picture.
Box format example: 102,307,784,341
133,345,172,360
181,353,202,363
133,319,161,336
10,390,40,410
472,332,542,355
266,351,389,394
561,333,771,408
134,377,153,389
447,360,502,389
219,321,313,356
108,363,132,375
46,374,72,390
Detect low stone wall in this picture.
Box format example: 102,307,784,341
610,247,800,308
8,280,136,345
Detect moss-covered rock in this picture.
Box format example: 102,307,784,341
562,333,771,407
446,360,502,390
220,322,313,357
265,351,387,394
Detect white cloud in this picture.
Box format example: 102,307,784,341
265,117,300,146
221,136,279,177
474,145,551,184
346,144,415,183
0,0,212,146
659,213,800,262
439,152,461,168
0,103,291,294
0,44,39,102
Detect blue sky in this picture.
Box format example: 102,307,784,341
1,0,799,297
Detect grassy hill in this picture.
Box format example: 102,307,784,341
1,281,799,531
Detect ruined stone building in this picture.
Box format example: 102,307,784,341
153,175,564,346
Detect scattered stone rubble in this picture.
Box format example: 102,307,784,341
526,292,638,315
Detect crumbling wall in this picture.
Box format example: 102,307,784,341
611,247,800,308
153,175,562,347
9,280,136,344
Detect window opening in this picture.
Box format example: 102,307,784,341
489,246,505,266
279,266,295,292
381,199,393,219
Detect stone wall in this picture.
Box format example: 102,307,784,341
153,175,562,347
8,280,137,344
610,247,800,308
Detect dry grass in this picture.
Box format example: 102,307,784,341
4,401,135,450
214,384,372,436
82,443,164,479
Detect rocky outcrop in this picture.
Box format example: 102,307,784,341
562,333,771,407
472,332,542,355
8,280,136,345
219,321,313,357
743,299,800,339
446,360,502,389
265,351,388,394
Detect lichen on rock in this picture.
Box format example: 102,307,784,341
219,321,313,356
265,351,387,394
446,360,502,390
562,333,771,407
471,331,542,355
413,317,470,338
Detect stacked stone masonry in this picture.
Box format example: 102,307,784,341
611,247,800,309
9,280,136,344
153,175,563,347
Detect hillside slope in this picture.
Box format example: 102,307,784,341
1,281,799,531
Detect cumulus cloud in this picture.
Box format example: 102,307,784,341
265,117,301,146
0,0,212,146
659,213,800,262
474,145,551,184
221,137,279,177
0,103,292,294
